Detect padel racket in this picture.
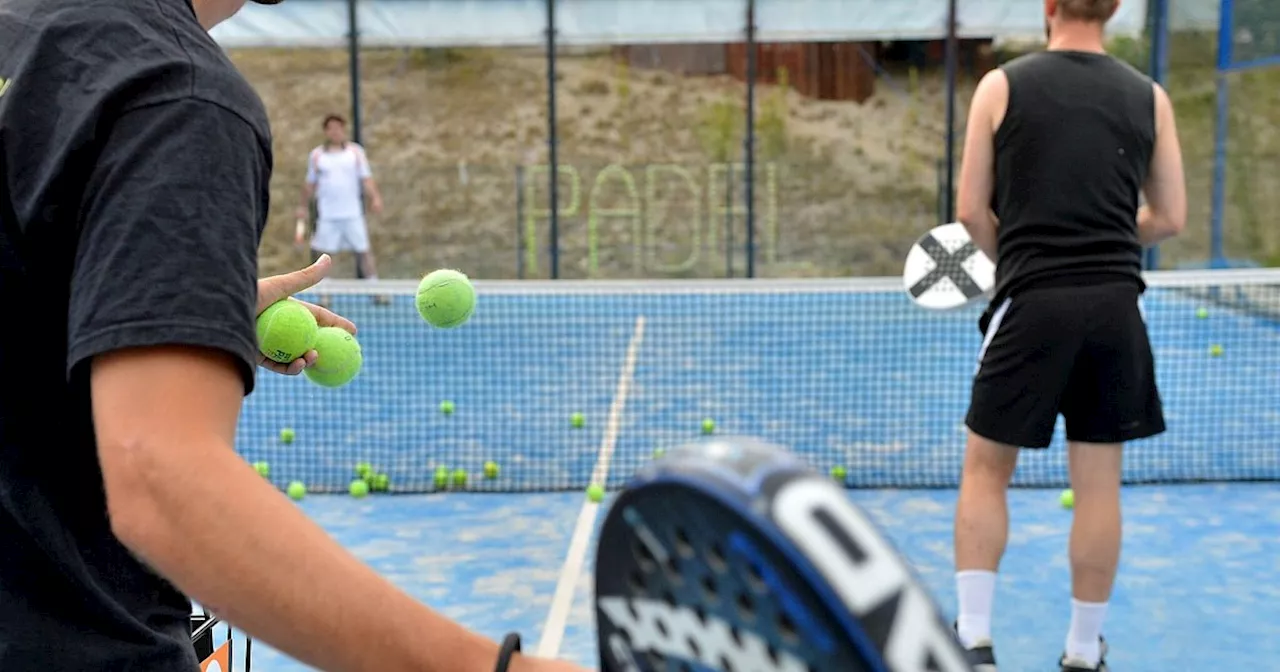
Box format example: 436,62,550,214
903,223,994,310
593,438,972,672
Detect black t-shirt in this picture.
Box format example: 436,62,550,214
0,0,270,669
989,51,1156,306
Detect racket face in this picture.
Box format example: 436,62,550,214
595,439,971,672
903,222,994,311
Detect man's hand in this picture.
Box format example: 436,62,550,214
256,254,357,376
370,194,384,215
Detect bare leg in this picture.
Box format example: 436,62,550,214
1062,440,1123,667
357,251,390,305
953,430,1019,652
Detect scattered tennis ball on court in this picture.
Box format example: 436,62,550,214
286,481,306,501
304,327,363,388
483,461,500,479
1060,489,1075,509
830,465,848,481
252,461,270,477
1209,344,1224,357
257,299,319,364
355,462,373,479
701,418,716,434
652,448,666,459
451,469,468,488
371,473,390,492
349,479,370,499
1196,307,1209,319
571,412,585,428
415,269,476,329
433,466,449,488
279,428,295,444
586,484,605,503
440,400,455,415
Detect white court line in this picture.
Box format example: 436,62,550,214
535,315,647,658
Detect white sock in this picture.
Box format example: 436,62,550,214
955,570,996,647
1065,599,1108,665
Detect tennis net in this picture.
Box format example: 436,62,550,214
237,268,1280,493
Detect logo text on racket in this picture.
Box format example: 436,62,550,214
772,478,972,672
598,597,809,672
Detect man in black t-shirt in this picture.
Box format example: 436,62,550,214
950,1,1187,671
0,1,585,671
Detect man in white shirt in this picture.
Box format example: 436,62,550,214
296,114,385,281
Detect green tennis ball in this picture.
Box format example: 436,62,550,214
701,418,715,434
1209,344,1224,357
586,484,605,503
257,300,319,364
1196,307,1209,319
1060,489,1075,509
571,413,585,428
830,465,848,481
415,269,476,329
451,469,468,488
652,448,666,459
355,462,373,478
286,481,306,500
371,473,390,492
434,467,449,488
349,479,370,498
304,327,362,388
440,400,455,415
252,461,270,477
483,461,500,479
279,428,295,444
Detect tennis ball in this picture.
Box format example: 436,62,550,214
701,418,715,434
571,413,585,428
434,466,449,488
483,461,500,479
652,448,666,459
451,469,468,488
440,400,455,415
355,462,373,478
349,479,369,498
371,473,390,492
286,481,306,500
257,300,319,364
252,461,270,477
1209,344,1224,357
1060,489,1075,509
1196,307,1209,319
304,327,362,388
830,465,848,481
279,428,295,444
416,269,476,329
586,484,605,503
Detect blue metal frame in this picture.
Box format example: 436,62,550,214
1145,0,1171,270
1208,0,1235,267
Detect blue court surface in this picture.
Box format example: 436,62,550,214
228,277,1280,670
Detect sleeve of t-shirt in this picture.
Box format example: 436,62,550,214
305,148,319,185
67,98,268,394
354,145,373,179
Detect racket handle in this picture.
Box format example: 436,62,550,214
494,632,521,672
293,218,306,246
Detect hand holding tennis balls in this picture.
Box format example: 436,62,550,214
255,254,357,376
416,269,476,328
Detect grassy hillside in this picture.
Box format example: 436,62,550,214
228,40,1280,281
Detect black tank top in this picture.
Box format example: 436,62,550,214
990,51,1155,304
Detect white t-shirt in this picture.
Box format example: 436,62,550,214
306,143,372,220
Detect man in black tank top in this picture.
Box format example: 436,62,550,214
948,1,1187,671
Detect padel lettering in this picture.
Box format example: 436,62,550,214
771,479,971,672
598,597,808,672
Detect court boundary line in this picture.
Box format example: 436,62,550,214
535,314,646,658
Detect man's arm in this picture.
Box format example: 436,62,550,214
298,149,317,218
356,145,384,214
955,69,1008,261
74,99,558,672
1137,83,1187,246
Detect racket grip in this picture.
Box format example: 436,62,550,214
494,633,521,672
293,218,306,243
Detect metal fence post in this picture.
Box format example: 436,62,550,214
545,0,561,279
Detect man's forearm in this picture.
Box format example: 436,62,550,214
118,442,498,672
959,211,999,261
1137,205,1180,247
299,185,314,211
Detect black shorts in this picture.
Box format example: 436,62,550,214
965,282,1165,448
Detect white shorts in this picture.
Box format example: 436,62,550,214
311,216,370,254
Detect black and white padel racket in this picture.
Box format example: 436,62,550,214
592,438,972,672
903,222,995,311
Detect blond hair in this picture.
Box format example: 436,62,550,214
1059,0,1118,22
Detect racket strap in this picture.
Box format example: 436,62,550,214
494,632,522,672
